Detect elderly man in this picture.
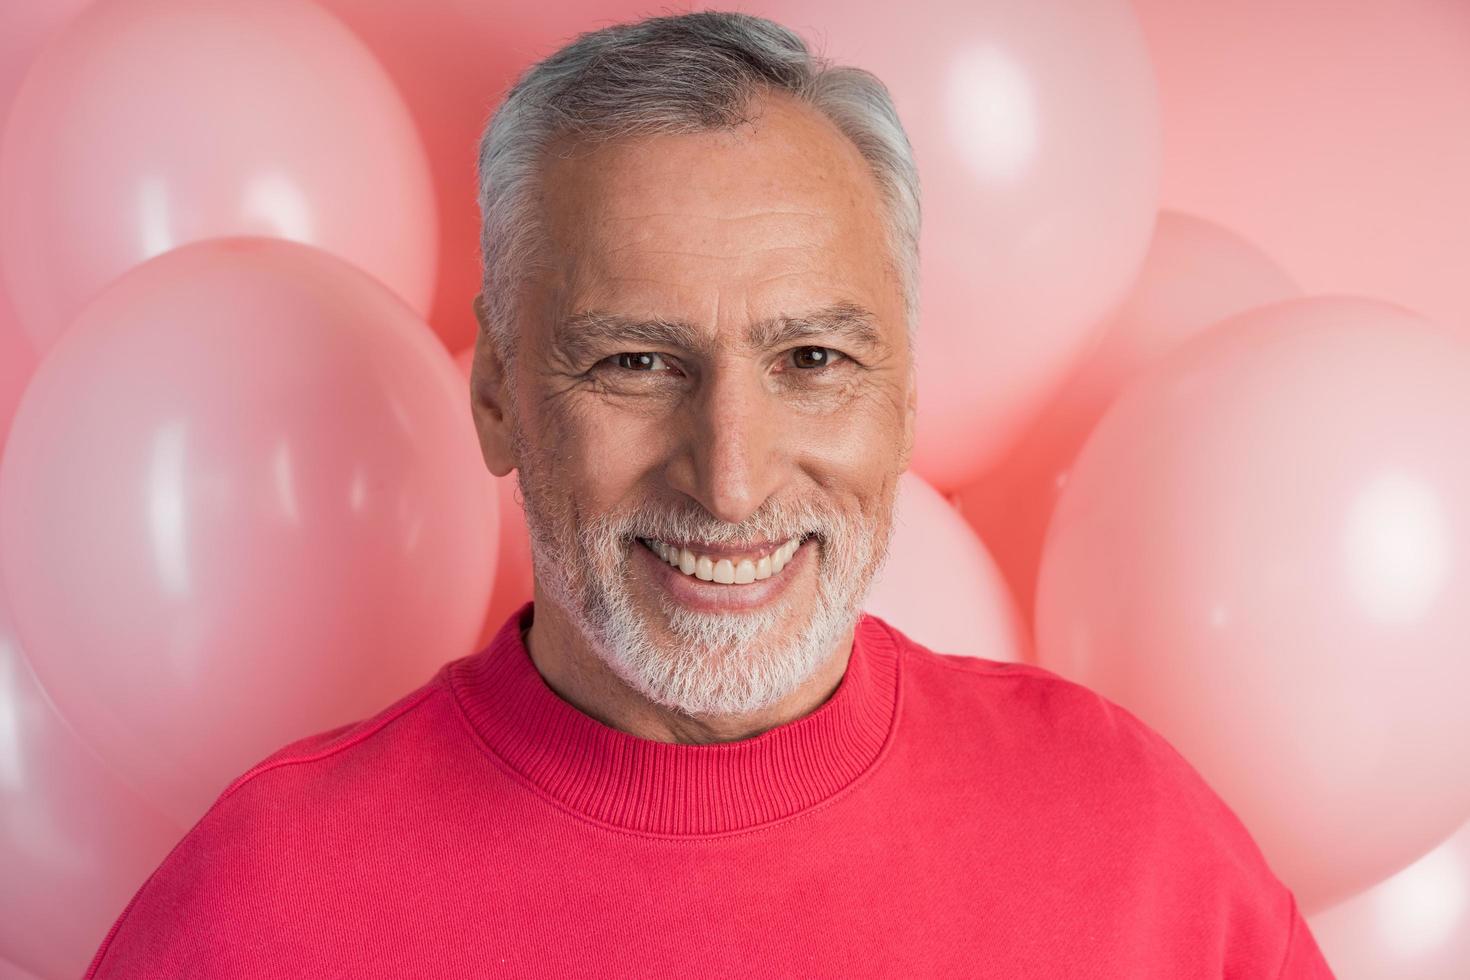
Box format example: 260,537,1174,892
88,11,1334,978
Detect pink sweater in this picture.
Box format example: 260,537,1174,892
87,602,1334,977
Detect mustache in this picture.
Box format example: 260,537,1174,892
588,497,848,550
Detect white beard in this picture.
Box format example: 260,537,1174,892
515,448,895,718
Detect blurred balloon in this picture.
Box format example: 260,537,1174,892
453,345,536,650
0,300,34,458
315,0,655,353
0,954,43,980
477,483,536,651
0,237,496,827
1035,296,1470,913
0,0,75,462
1,0,80,461
1308,818,1470,980
1134,0,1470,335
957,211,1299,621
1,587,183,980
0,0,89,126
0,0,437,353
865,472,1027,662
748,0,1160,490
0,0,90,123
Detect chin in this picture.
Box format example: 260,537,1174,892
593,596,845,718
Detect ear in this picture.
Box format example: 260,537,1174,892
469,294,518,478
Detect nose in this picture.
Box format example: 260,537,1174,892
666,361,786,525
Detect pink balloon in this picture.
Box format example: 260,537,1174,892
0,296,34,458
958,211,1300,622
1,588,183,980
1308,818,1470,980
0,0,438,352
751,0,1160,490
453,345,536,650
865,472,1027,662
0,956,43,980
0,0,90,115
1135,0,1470,335
316,0,655,352
476,482,537,651
0,0,90,465
1034,296,1470,913
0,237,496,827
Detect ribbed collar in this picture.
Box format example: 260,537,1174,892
445,601,901,837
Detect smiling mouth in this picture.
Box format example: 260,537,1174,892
637,535,808,584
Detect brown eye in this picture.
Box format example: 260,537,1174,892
616,352,668,371
791,346,844,369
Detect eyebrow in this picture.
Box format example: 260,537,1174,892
553,301,886,364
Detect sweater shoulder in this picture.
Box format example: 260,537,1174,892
867,611,1130,741
874,615,1310,974
84,670,459,978
875,618,1287,859
881,616,1261,838
218,670,449,799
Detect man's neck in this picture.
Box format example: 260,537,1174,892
521,590,855,745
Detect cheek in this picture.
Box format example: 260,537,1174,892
545,397,672,509
791,389,907,494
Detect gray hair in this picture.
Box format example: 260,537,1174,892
474,9,921,360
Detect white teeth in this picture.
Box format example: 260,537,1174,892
646,535,804,585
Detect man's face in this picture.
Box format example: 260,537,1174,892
487,93,915,718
